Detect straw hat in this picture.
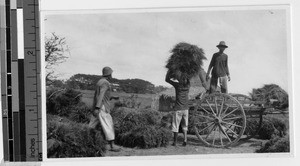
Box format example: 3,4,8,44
216,41,228,48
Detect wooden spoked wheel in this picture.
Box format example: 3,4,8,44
193,93,246,148
231,94,264,141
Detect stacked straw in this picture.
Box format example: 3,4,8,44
166,42,206,79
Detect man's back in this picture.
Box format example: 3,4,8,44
173,83,190,111
93,78,112,112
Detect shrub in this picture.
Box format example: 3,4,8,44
258,117,288,140
47,88,82,116
256,135,290,153
117,126,172,148
47,116,106,158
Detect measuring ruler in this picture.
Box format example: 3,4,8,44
1,0,42,162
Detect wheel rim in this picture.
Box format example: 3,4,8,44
193,93,246,148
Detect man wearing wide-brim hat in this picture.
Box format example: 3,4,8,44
89,66,121,152
206,41,231,93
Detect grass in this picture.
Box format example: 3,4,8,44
79,89,155,109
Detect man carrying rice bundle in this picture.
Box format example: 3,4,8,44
165,42,207,146
206,41,231,94
89,66,121,152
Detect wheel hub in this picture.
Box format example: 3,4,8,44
214,117,222,124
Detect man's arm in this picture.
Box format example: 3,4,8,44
165,70,177,87
225,55,230,81
206,54,215,80
199,68,209,90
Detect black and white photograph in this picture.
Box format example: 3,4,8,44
43,6,292,159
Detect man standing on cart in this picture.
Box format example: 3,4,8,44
206,41,231,94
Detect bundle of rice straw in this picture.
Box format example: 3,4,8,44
166,42,206,79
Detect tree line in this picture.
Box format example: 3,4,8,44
49,74,168,94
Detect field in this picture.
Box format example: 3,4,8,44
47,87,290,158
77,89,290,157
79,89,156,109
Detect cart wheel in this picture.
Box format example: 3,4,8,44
231,94,264,141
193,93,246,148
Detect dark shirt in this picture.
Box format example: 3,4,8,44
173,83,190,111
165,71,191,111
93,78,112,113
209,52,230,77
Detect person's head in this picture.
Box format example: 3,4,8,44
217,41,228,52
102,66,113,80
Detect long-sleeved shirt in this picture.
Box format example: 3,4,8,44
92,78,112,113
165,71,191,111
209,52,230,77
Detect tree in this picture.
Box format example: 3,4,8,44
45,33,69,85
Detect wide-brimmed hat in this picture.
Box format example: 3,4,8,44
102,66,113,76
216,41,228,48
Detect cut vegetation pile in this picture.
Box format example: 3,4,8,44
47,88,106,158
166,42,206,80
111,107,172,148
47,115,106,158
47,88,91,123
257,135,290,153
258,117,288,140
250,84,288,109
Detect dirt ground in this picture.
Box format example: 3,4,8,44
105,134,267,157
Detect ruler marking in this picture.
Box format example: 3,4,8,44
24,47,35,49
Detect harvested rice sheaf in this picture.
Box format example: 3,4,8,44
112,107,163,135
47,116,106,158
111,107,172,148
258,117,288,140
117,126,172,148
166,42,206,79
68,102,92,123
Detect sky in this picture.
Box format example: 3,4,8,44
44,9,289,95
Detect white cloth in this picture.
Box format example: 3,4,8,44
89,105,115,141
171,109,189,132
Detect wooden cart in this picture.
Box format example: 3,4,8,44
188,92,271,148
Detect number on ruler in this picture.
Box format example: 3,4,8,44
27,50,34,55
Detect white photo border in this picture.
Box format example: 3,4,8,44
39,0,297,166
